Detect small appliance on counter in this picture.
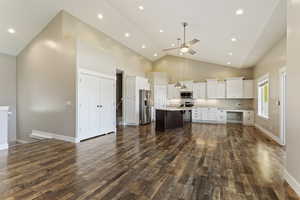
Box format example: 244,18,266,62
139,90,151,125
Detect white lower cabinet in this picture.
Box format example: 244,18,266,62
243,111,254,126
192,108,253,125
192,107,219,123
217,109,227,124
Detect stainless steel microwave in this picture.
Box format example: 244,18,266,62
180,91,193,99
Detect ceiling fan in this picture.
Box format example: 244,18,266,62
163,22,199,55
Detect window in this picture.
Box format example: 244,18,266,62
258,75,269,119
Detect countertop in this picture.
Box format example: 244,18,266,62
158,106,253,112
0,106,9,111
156,107,194,111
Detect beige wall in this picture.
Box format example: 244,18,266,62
152,55,253,83
17,12,77,141
0,53,16,142
62,12,152,77
16,11,152,141
253,37,286,138
286,0,300,190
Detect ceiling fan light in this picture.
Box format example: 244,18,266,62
180,47,189,53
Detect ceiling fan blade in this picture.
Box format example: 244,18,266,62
187,39,200,46
162,47,180,52
188,49,197,55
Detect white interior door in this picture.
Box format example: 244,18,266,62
79,74,101,140
100,78,115,134
280,68,286,145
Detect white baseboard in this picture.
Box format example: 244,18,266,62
16,139,28,144
0,143,8,150
31,130,80,143
284,168,300,197
255,123,282,145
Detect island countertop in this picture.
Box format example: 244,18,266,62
155,107,194,111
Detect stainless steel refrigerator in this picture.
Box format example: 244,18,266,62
139,90,151,125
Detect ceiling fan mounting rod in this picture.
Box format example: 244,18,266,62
182,22,188,44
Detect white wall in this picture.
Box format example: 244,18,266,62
286,0,300,195
0,53,16,142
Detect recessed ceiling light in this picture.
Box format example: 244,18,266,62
8,28,16,34
231,37,237,42
142,44,146,49
124,32,131,37
159,29,164,33
138,6,144,11
154,53,158,57
97,14,103,19
227,62,231,65
228,52,233,56
236,9,244,15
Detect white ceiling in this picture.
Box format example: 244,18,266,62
0,0,286,68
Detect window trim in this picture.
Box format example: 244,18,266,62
257,74,270,119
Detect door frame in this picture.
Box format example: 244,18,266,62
116,69,126,126
76,68,116,141
279,67,287,146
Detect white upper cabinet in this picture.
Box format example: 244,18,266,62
167,84,180,99
207,79,218,99
216,81,226,99
193,82,206,99
243,80,254,99
226,78,244,99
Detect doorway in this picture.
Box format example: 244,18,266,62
116,69,124,126
279,67,286,145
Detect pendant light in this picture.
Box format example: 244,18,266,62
175,81,182,88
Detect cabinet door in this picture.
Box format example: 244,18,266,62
193,83,206,99
202,108,208,121
243,111,254,125
217,81,226,99
100,78,115,134
226,79,243,98
207,80,218,99
79,74,101,140
217,109,227,123
198,83,206,99
207,108,217,121
243,80,254,99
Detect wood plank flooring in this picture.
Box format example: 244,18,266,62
0,123,298,200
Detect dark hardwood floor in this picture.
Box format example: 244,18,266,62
0,123,298,200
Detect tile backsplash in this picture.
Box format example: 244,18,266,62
168,99,254,110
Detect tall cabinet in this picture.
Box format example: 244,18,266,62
125,76,150,125
78,72,116,141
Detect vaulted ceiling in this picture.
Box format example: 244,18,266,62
0,0,286,68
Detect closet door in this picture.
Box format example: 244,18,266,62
79,74,101,140
99,78,115,134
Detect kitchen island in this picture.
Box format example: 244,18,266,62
155,107,192,131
